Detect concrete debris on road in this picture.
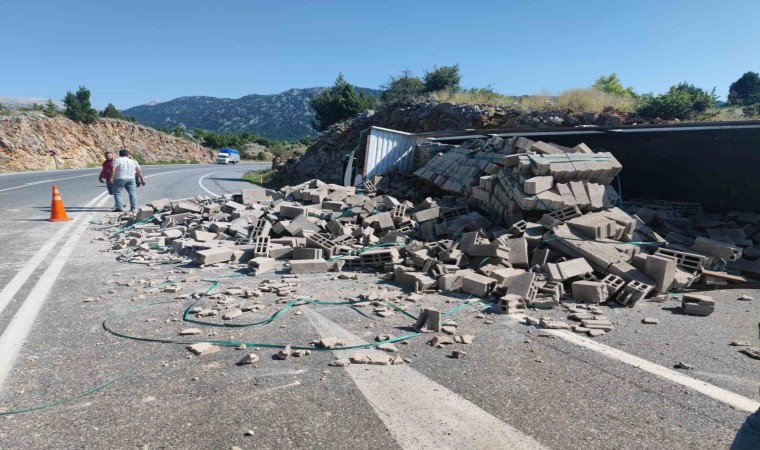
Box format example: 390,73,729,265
186,342,220,356
237,353,260,365
95,135,760,369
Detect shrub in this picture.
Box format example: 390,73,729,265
728,71,760,106
100,103,125,119
63,86,98,124
310,74,375,131
380,70,426,104
592,73,636,98
637,82,717,120
742,103,760,118
423,65,461,93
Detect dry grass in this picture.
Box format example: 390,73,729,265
555,88,636,112
433,88,636,113
517,91,554,110
433,89,517,107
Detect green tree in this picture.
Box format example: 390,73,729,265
593,73,636,98
43,99,58,117
173,124,189,139
637,82,717,120
62,86,98,123
100,103,125,119
381,70,426,104
728,71,760,105
423,64,461,93
310,74,375,131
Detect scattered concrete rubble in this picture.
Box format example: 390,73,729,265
97,135,760,368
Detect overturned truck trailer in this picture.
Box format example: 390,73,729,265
355,121,760,212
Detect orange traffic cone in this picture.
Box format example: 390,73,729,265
49,185,73,222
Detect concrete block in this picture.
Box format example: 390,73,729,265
682,293,715,316
135,206,154,220
489,267,526,286
692,237,742,261
524,176,554,195
644,254,676,292
248,257,276,275
438,273,463,292
498,294,527,314
571,281,608,304
531,141,563,155
615,280,654,306
196,247,234,265
600,274,625,300
290,259,329,274
504,272,538,301
241,188,268,205
279,204,309,219
148,198,172,211
268,244,293,259
293,247,323,260
546,258,593,281
285,214,320,237
394,269,437,291
414,308,442,332
192,230,217,242
506,238,529,268
174,201,202,214
411,207,440,223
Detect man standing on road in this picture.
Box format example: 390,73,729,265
109,149,146,212
98,151,116,201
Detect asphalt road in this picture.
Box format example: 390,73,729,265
0,163,758,449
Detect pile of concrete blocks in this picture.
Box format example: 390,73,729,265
102,136,760,342
416,136,623,227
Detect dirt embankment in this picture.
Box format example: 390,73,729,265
0,113,213,172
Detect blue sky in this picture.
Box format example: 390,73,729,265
3,0,758,109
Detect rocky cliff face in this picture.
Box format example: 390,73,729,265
285,101,651,184
0,113,213,172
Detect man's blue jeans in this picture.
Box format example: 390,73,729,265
732,408,760,449
113,178,137,211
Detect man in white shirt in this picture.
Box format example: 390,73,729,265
109,149,146,212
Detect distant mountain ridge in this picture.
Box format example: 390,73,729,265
123,87,381,140
0,96,63,110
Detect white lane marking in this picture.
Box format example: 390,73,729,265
508,314,760,413
197,171,220,197
23,179,54,186
0,164,230,194
196,165,265,197
306,309,548,450
0,193,111,388
0,191,108,318
0,173,94,193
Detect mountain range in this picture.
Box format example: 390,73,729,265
123,87,382,140
0,96,63,110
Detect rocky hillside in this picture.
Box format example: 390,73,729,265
284,101,651,184
123,87,382,140
0,114,212,172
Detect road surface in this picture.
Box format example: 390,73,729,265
0,163,757,449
